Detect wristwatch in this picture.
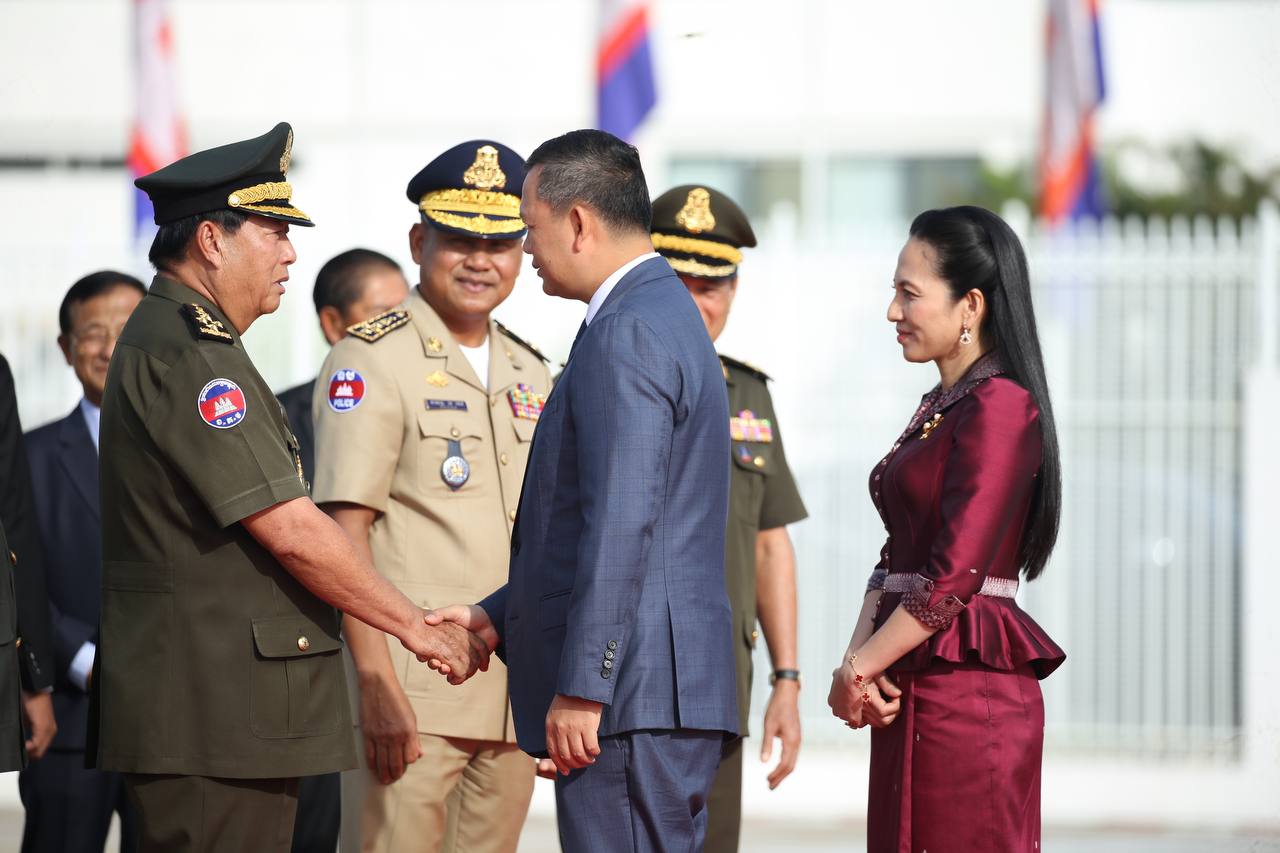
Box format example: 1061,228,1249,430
769,669,801,687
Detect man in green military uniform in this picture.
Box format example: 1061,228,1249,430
94,123,488,852
652,186,809,852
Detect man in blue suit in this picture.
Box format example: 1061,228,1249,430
428,130,737,852
20,271,143,852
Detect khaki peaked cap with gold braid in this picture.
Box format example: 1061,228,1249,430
134,122,313,227
405,140,528,239
651,184,757,280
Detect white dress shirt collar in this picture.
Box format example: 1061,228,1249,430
584,252,659,326
79,397,100,452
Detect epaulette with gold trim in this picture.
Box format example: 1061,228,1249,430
719,354,771,382
495,320,549,363
347,309,411,343
179,303,234,343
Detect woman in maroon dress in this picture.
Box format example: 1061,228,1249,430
828,206,1066,852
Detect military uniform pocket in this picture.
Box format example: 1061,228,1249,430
249,612,344,739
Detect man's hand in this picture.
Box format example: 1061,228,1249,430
545,694,603,776
422,605,499,683
760,679,801,789
402,616,489,683
358,673,423,784
21,691,56,760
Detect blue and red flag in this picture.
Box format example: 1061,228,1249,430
128,0,187,239
597,0,657,141
1039,0,1106,223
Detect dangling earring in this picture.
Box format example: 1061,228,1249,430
960,324,973,346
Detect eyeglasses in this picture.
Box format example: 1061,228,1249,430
69,324,126,353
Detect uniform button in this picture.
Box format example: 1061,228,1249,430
8,549,15,565
500,452,510,465
297,636,310,652
600,669,611,679
509,509,517,522
751,630,760,642
753,456,765,468
14,637,21,648
604,650,614,660
607,640,618,650
450,427,461,438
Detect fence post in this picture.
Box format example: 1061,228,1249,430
1240,201,1280,797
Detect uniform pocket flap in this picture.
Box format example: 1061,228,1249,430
252,613,342,659
731,444,774,475
417,410,481,440
511,418,537,442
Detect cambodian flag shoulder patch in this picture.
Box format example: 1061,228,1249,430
197,378,247,429
327,369,366,412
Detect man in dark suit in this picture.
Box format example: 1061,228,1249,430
1,352,58,773
430,130,737,852
274,249,407,853
276,249,409,487
20,271,145,851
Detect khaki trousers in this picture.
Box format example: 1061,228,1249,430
124,773,299,853
341,732,534,853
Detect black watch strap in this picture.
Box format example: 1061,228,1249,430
769,669,801,685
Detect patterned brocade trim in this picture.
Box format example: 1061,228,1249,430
866,567,888,593
886,573,967,630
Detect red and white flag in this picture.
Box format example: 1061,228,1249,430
128,0,187,237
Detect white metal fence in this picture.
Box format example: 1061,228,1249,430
0,174,1269,768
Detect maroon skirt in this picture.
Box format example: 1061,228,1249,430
867,660,1044,853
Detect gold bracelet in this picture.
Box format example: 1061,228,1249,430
847,654,871,702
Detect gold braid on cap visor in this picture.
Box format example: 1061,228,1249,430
419,188,525,234
650,233,744,265
665,256,739,278
226,181,311,221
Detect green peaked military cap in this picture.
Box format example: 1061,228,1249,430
651,185,756,279
135,121,313,227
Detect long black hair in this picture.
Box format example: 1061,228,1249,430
909,206,1061,580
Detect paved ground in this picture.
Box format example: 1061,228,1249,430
3,809,1278,852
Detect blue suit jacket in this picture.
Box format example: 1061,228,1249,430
480,256,737,756
25,407,100,751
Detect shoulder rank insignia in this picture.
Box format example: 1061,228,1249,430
180,303,234,343
718,353,771,382
508,383,547,421
495,320,549,363
347,309,411,343
730,410,773,443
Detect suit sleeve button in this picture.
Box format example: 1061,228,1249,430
602,659,613,669
600,669,611,679
607,640,618,650
604,650,614,660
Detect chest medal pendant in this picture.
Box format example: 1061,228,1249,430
441,438,470,490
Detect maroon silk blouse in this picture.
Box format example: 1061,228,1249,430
868,354,1065,678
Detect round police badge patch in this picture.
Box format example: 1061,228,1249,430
197,378,247,429
441,454,471,489
327,369,366,412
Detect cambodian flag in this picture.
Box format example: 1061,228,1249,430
128,0,187,238
597,0,657,141
1039,0,1106,223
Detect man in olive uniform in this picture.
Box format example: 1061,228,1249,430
313,140,548,853
94,123,487,852
651,186,809,852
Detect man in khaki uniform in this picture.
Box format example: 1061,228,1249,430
94,123,486,852
651,186,809,853
313,140,549,853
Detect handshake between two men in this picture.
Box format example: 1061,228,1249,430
410,603,603,779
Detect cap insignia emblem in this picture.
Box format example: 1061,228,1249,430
676,187,716,234
280,128,293,174
463,145,506,191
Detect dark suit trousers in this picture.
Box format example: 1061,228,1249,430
290,772,339,853
124,774,299,853
19,750,137,853
554,730,722,853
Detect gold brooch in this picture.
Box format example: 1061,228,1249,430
919,412,944,440
463,145,506,190
675,188,715,234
